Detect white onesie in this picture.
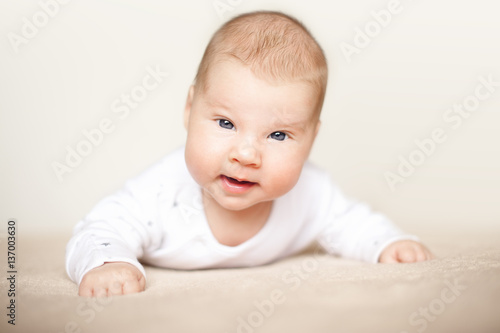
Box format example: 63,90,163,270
66,146,417,284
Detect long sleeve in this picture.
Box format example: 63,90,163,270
65,168,165,285
315,173,419,263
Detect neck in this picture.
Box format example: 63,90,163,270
202,190,273,246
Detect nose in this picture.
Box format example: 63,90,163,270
229,140,262,168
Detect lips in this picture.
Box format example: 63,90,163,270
220,175,256,194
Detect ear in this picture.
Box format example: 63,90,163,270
184,85,195,130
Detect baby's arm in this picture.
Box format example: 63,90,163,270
79,262,145,297
378,240,434,263
315,173,434,263
66,166,166,295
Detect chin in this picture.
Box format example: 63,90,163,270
215,198,253,211
210,195,260,211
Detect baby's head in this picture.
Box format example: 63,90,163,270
184,11,328,211
193,11,328,114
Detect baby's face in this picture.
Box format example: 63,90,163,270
184,60,320,211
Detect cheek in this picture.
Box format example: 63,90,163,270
185,127,224,184
185,141,200,182
185,130,210,184
263,151,305,196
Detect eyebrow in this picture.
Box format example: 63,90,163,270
273,119,309,133
204,95,312,133
206,98,230,111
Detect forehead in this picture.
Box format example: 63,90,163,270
201,60,318,121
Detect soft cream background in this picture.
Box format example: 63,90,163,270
1,0,499,235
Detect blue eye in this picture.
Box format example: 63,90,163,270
269,131,287,141
218,119,234,130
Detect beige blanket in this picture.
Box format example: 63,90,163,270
1,229,499,333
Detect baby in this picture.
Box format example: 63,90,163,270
66,11,433,297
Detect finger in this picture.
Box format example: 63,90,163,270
93,286,108,298
397,249,417,263
379,251,399,263
414,248,428,262
108,281,124,296
384,256,400,264
125,274,146,295
78,284,93,297
122,279,142,295
138,274,146,291
415,245,434,261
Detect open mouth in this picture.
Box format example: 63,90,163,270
220,175,256,193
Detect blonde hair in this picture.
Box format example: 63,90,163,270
194,11,328,114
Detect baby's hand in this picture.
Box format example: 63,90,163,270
378,240,434,263
79,262,145,297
